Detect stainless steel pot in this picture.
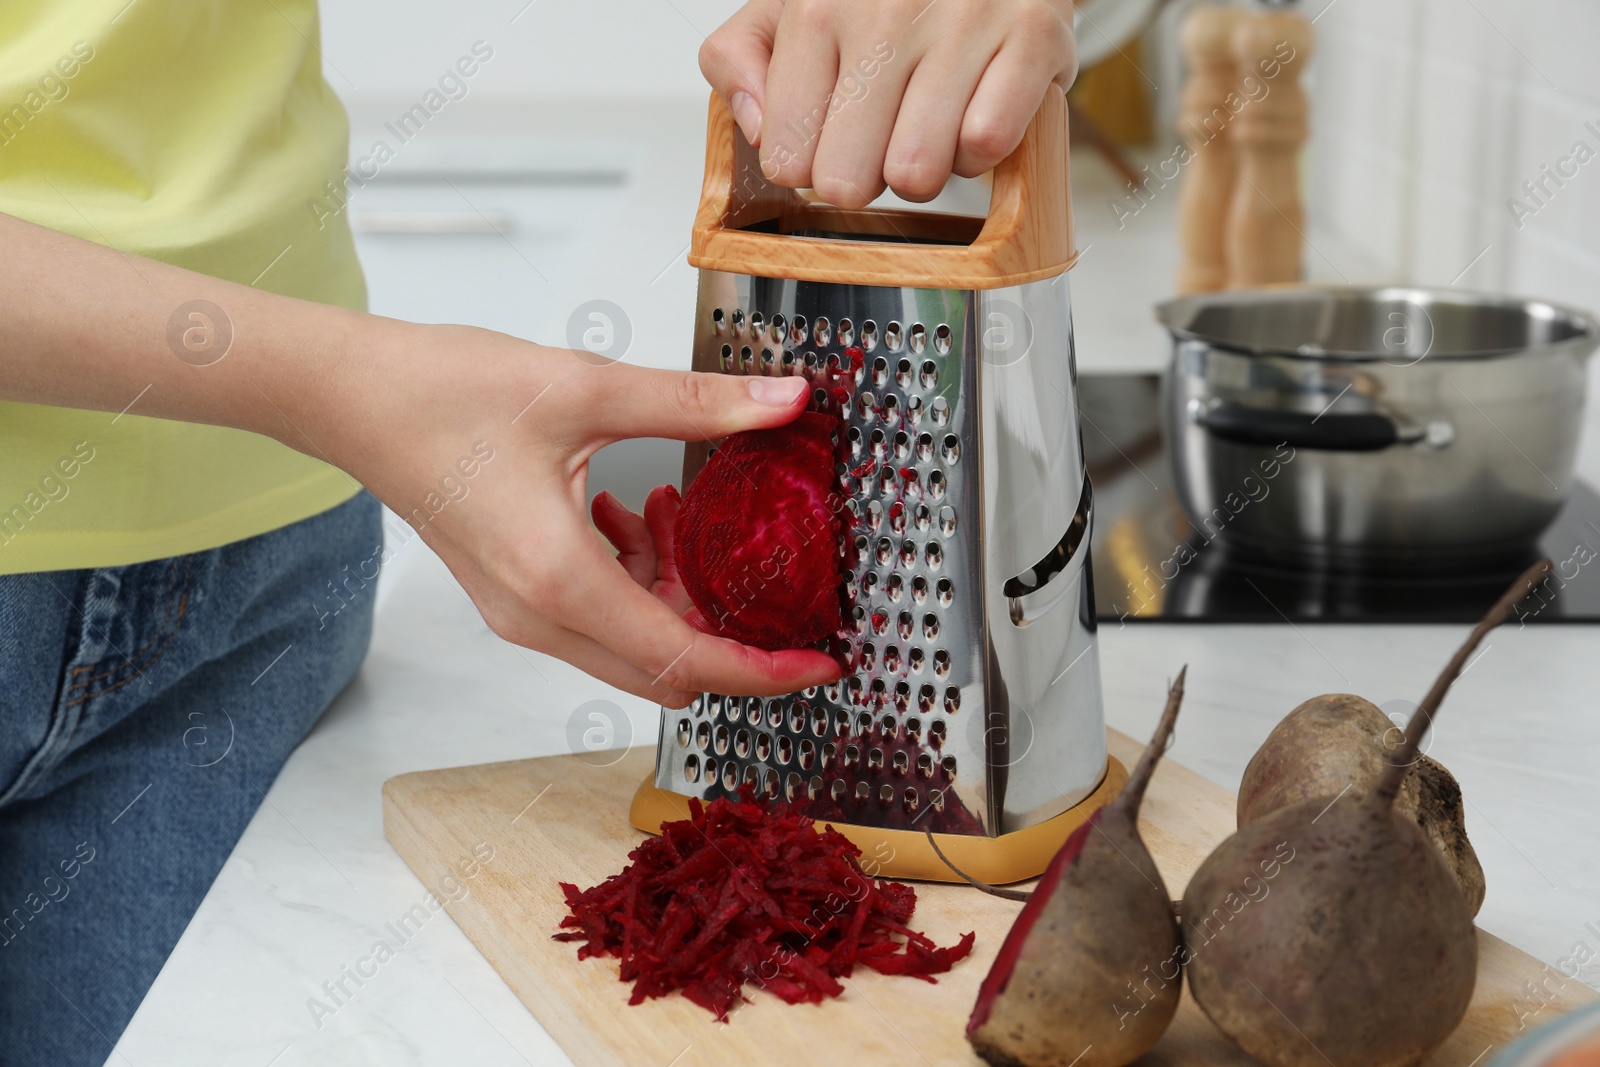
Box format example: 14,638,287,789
1157,286,1600,570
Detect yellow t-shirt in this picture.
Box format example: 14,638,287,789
0,1,366,575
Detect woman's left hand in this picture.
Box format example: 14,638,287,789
699,0,1077,208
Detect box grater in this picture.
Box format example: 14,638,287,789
638,87,1109,878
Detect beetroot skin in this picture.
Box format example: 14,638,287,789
674,411,846,650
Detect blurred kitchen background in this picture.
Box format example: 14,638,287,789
317,0,1600,532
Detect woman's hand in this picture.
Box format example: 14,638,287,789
333,323,842,708
700,0,1077,208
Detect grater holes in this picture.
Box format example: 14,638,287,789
877,466,896,497
895,358,913,389
881,394,900,423
722,762,739,790
885,321,904,352
731,308,745,334
711,307,725,334
903,787,919,814
931,720,948,748
926,541,944,569
942,435,960,463
714,723,731,755
923,613,940,640
781,349,796,372
761,347,777,372
917,752,934,778
920,360,938,390
720,343,734,371
808,775,823,800
770,313,786,342
944,687,961,714
943,755,958,778
861,319,879,351
763,768,780,798
695,721,711,751
847,426,864,456
886,648,904,677
767,699,784,728
900,539,917,568
939,505,957,535
934,323,952,354
857,391,877,420
789,315,807,346
906,395,924,424
937,576,954,606
914,504,932,531
832,779,848,803
851,604,867,635
909,646,926,672
864,498,883,530
916,432,933,462
893,431,911,460
898,611,914,641
676,718,691,747
867,746,884,772
933,649,952,676
777,735,793,765
918,683,935,712
853,535,869,564
813,705,831,735
871,356,889,387
786,771,802,800
812,387,829,407
928,469,947,500
685,754,701,782
838,318,854,347
909,323,927,353
893,750,910,776
885,573,903,602
911,575,929,604
740,345,754,372
888,500,907,534
862,640,880,668
734,728,752,759
930,396,951,425
878,783,894,806
813,316,831,347
750,311,765,338
799,738,815,769
756,732,772,761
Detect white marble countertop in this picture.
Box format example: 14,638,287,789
112,109,1600,1065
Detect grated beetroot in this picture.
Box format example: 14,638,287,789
553,787,975,1021
674,412,846,651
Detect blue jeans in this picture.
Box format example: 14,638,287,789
0,491,383,1065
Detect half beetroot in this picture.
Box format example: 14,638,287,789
674,411,845,650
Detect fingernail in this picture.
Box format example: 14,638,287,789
747,376,807,406
730,90,762,146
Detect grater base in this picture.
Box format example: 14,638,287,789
627,756,1126,885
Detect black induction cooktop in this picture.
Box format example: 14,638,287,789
1081,374,1600,624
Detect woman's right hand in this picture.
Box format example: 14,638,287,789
331,321,843,708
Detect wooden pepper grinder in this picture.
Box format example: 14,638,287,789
1175,3,1244,295
1226,5,1314,288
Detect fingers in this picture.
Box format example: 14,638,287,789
574,365,809,445
562,532,841,697
954,17,1075,177
700,0,785,145
591,491,656,588
643,485,694,614
807,45,915,208
882,46,995,202
759,1,841,188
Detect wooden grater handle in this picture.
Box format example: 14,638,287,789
688,86,1076,290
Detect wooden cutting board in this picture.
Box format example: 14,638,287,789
382,732,1595,1066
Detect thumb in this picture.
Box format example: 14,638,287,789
583,365,811,444
699,0,783,146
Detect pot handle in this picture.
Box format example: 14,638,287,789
1190,399,1416,452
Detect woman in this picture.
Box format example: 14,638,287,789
0,0,1076,1060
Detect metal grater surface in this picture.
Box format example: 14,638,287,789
655,274,996,835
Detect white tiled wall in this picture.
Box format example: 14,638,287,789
1305,0,1600,477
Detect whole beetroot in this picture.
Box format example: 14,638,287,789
967,669,1187,1067
1183,559,1550,1067
1237,692,1485,914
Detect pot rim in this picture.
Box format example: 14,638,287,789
1156,283,1600,363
